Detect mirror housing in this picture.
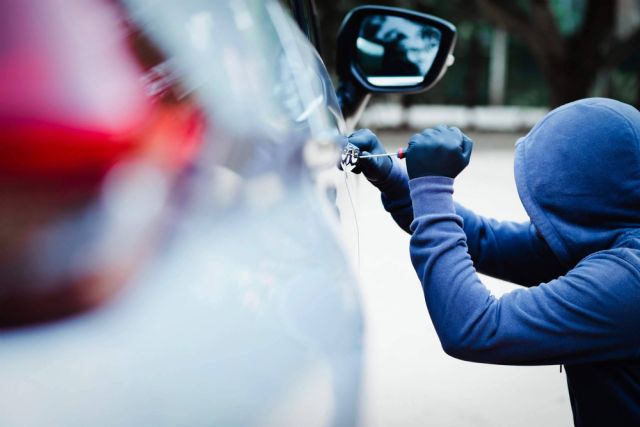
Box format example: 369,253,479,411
336,6,456,121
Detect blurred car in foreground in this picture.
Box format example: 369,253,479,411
0,0,455,425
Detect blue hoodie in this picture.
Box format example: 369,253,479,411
375,98,640,426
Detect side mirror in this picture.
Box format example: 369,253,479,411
336,6,456,120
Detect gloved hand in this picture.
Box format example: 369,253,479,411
343,129,392,184
406,125,473,179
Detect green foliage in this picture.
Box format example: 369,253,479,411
506,37,549,105
549,0,586,35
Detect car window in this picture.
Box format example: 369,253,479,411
278,0,295,17
124,0,340,176
278,0,320,49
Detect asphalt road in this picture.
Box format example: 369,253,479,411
344,130,574,427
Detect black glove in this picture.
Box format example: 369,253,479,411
406,125,473,179
343,129,393,184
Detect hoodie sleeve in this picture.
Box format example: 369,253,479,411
375,158,415,234
409,176,640,365
378,161,563,286
455,204,565,286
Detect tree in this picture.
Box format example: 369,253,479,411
477,0,640,106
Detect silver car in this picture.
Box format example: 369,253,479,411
0,1,455,425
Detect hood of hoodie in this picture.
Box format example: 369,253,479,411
514,98,640,268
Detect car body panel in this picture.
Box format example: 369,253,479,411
0,1,363,426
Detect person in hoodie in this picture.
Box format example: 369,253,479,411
346,98,640,426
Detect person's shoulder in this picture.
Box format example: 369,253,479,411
579,242,640,280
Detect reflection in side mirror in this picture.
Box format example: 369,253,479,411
336,6,456,122
337,6,456,103
356,15,442,88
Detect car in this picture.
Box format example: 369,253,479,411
0,0,455,425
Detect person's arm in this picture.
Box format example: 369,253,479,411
376,158,564,286
409,176,640,365
455,203,565,286
374,159,414,234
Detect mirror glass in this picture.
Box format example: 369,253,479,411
356,15,441,87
